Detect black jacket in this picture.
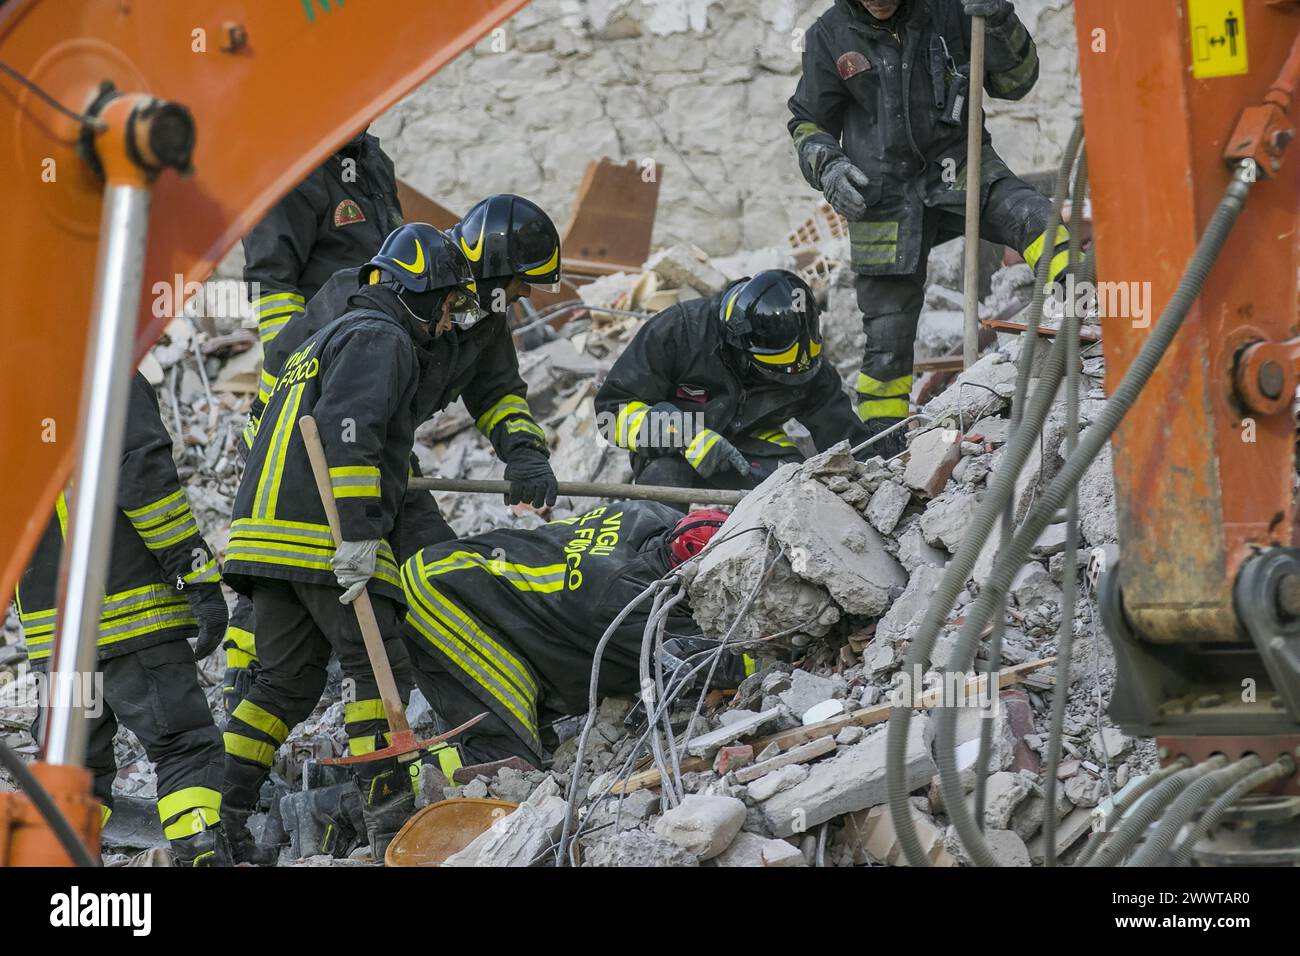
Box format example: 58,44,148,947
788,0,1038,274
17,374,222,663
225,287,435,604
242,134,403,346
400,501,697,757
594,292,871,463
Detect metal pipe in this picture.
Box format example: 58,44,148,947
408,476,747,508
44,185,152,767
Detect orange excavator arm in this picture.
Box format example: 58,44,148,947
0,0,530,607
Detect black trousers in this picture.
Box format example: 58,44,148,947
222,579,415,808
855,175,1056,424
38,640,224,842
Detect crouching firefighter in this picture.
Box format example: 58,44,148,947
594,269,873,493
221,195,563,719
399,503,743,767
220,223,480,863
17,372,230,866
789,0,1074,456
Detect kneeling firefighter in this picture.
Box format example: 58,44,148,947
220,223,479,863
594,269,874,494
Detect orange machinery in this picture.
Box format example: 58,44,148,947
1075,0,1300,778
0,0,532,865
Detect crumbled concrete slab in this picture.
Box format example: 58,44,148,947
654,794,747,860
964,771,1031,830
712,830,807,867
865,480,912,535
802,700,846,724
763,718,935,837
876,563,948,644
762,475,908,617
778,669,835,715
905,429,962,499
581,830,700,867
445,777,567,868
920,489,978,553
923,352,1017,423
842,804,956,867
746,763,809,802
1026,806,1094,865
1010,564,1063,608
1077,444,1119,546
896,519,949,573
684,708,781,757
734,736,837,784
645,243,729,295
944,826,1031,867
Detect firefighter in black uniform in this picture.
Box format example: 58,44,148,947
242,127,404,348
17,372,230,866
220,224,479,863
594,269,872,492
400,503,736,766
223,197,563,726
789,0,1073,456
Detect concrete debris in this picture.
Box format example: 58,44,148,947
945,826,1032,867
923,352,1018,424
643,243,730,297
841,804,956,867
777,669,835,716
444,776,567,868
919,489,978,554
653,794,747,860
865,480,911,536
581,830,700,868
763,719,935,838
904,429,962,499
684,707,781,757
745,763,810,802
734,736,836,785
712,831,807,868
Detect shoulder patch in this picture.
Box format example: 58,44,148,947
837,51,871,80
334,199,366,227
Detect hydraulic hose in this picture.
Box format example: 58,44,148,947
1126,755,1261,866
1088,756,1228,867
931,165,1255,867
1167,755,1296,867
976,128,1086,832
0,737,98,867
1075,758,1191,866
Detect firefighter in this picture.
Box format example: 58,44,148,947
17,372,230,867
219,224,479,864
594,269,873,492
223,196,562,718
242,126,403,348
399,503,737,767
789,0,1072,456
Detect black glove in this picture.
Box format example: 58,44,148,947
963,0,1011,19
688,430,751,481
820,159,873,221
637,402,692,458
504,447,558,508
186,583,229,662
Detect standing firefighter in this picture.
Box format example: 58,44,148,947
594,269,872,492
400,503,737,766
16,373,230,866
789,0,1071,455
220,224,479,863
242,127,403,348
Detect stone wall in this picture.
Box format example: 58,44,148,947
373,0,1080,258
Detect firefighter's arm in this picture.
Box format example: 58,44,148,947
463,316,549,460
241,176,324,346
312,324,415,542
798,363,876,457
593,309,687,458
965,1,1039,101
117,373,223,588
787,23,852,192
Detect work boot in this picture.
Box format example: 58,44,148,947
223,806,279,866
358,767,416,862
860,416,907,460
170,826,232,867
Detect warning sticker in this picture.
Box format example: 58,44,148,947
1188,0,1249,79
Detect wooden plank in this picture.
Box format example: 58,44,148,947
612,658,1055,794
561,159,662,269
396,178,459,231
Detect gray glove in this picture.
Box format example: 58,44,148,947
963,0,1011,19
689,431,751,481
331,539,380,605
820,160,873,221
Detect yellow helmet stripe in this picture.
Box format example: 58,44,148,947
725,291,741,321
522,246,559,277
753,342,801,365
460,221,487,263
393,243,425,274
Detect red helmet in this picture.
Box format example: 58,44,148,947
667,509,731,566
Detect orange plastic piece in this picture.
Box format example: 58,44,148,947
0,763,101,866
384,798,517,867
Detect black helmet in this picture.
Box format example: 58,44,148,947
718,270,822,385
450,195,562,293
367,223,481,327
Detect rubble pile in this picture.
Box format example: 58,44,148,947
0,211,1141,867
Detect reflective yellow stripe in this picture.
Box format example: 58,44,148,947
123,489,186,524
1022,225,1070,272
857,398,911,421
522,247,559,277
685,429,722,470
163,806,221,841
430,743,463,786
21,583,197,662
182,558,221,585
253,382,306,519
226,626,256,657
349,731,392,757
1046,249,1071,283
505,418,547,443
258,368,277,405
157,786,222,824
475,394,532,436
55,492,69,537
224,732,276,767
242,415,259,449
232,699,289,743
743,654,756,677
421,549,567,594
344,699,387,724
253,292,306,311
856,372,913,398
615,401,651,451
329,465,381,499
753,341,801,366
100,805,112,827
752,429,794,448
